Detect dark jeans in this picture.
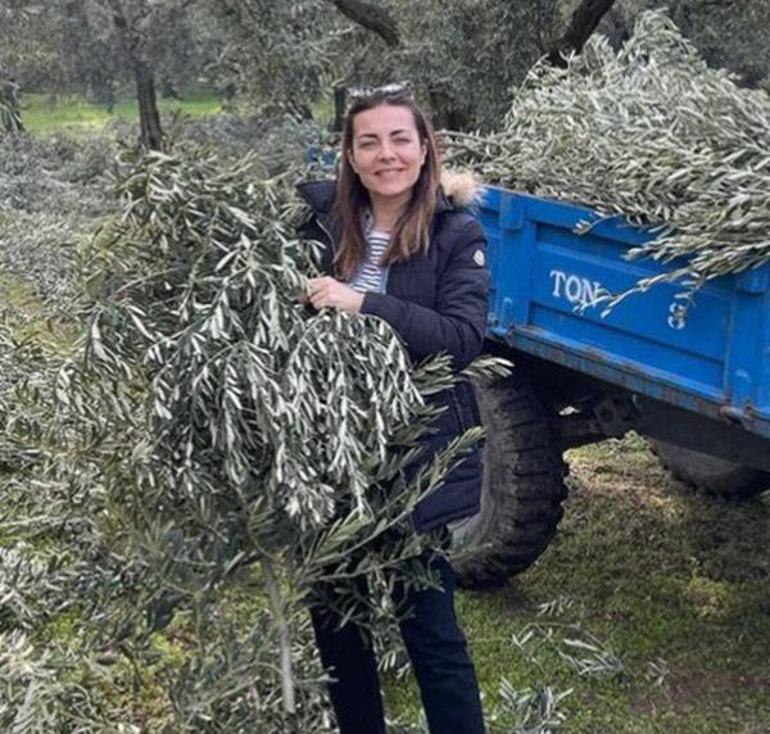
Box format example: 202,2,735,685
310,549,486,734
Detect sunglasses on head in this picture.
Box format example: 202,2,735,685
347,82,414,104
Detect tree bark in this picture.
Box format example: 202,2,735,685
602,6,630,51
327,0,400,46
547,0,618,66
428,87,471,131
106,0,164,149
134,59,164,151
332,85,346,132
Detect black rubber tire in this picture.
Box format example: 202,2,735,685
652,440,770,500
451,370,569,589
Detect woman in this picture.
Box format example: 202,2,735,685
297,84,488,734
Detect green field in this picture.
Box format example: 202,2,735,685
20,91,222,135
385,438,770,733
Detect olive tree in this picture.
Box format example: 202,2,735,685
0,0,217,147
316,0,619,130
200,0,341,119
613,0,770,87
0,142,500,730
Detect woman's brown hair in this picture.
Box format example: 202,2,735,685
332,85,441,281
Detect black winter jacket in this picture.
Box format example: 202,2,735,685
296,174,490,532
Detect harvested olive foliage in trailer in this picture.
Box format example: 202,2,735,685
442,10,770,309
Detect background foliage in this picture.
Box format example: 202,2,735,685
2,0,769,134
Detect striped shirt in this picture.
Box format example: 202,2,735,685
349,229,391,294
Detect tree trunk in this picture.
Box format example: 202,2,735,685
428,88,472,131
106,0,164,150
603,6,630,51
326,0,400,46
134,60,163,150
547,0,618,66
332,85,346,132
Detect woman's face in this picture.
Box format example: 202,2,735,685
348,103,427,207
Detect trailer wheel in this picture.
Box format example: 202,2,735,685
451,371,568,589
651,440,770,499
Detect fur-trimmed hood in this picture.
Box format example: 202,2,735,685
439,169,484,210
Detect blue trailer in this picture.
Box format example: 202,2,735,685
453,186,770,587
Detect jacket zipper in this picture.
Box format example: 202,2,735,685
316,215,336,257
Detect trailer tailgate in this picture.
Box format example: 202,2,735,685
480,186,770,439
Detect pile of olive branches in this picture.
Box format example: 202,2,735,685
0,144,497,732
0,133,115,306
442,9,770,307
0,279,132,730
179,113,327,174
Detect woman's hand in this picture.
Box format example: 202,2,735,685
306,277,364,314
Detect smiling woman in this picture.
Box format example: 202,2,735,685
347,104,427,211
316,84,444,287
296,84,490,734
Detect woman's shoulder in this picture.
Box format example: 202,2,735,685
296,178,337,215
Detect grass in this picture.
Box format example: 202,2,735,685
21,91,222,135
0,274,79,352
384,434,770,732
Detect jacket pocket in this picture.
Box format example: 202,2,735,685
429,389,463,440
448,390,466,432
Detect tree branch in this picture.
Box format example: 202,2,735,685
548,0,617,66
327,0,400,46
261,556,295,714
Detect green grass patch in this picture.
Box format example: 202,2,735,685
21,91,222,135
385,434,770,732
311,95,336,127
0,272,79,353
